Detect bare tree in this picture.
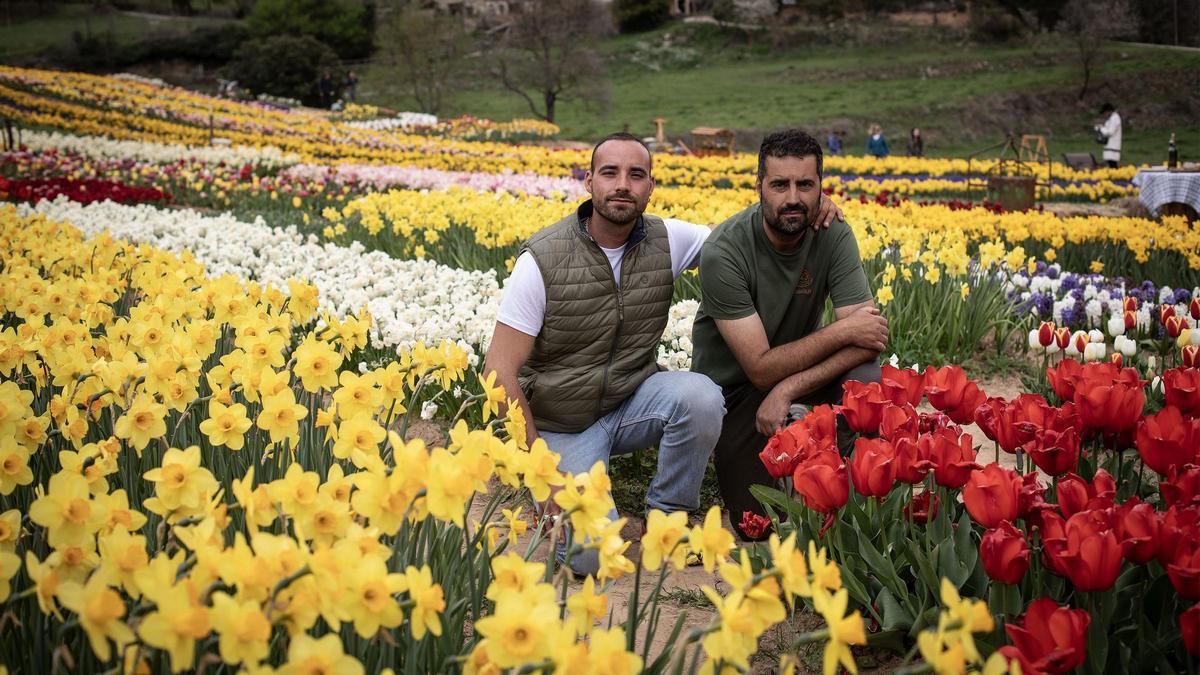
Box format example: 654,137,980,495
377,3,468,115
487,0,613,124
1058,0,1138,100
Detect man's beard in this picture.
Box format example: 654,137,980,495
763,197,811,236
593,192,641,226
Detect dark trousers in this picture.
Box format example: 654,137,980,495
713,361,882,540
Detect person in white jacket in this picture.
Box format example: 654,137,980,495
1095,102,1122,168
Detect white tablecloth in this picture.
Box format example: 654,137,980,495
1132,170,1200,217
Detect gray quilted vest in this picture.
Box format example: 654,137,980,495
518,200,674,433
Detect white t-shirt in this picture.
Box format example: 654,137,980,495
497,218,709,336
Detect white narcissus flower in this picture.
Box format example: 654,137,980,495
420,401,438,420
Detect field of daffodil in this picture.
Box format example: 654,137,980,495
3,65,1199,674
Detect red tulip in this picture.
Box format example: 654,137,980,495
892,436,934,484
1037,321,1055,347
1164,368,1200,417
924,365,988,425
1124,309,1137,331
738,511,771,540
1182,604,1200,656
1136,406,1200,476
1157,505,1200,568
1046,358,1083,402
1184,345,1199,369
850,437,895,498
1017,472,1053,526
903,490,939,524
879,364,925,407
1168,544,1200,601
1116,498,1161,564
981,520,1030,585
1074,379,1145,441
1161,304,1178,324
1047,511,1124,592
1124,296,1139,313
973,397,1004,446
1056,470,1116,519
1004,598,1091,674
1161,464,1200,509
924,428,978,489
879,403,918,442
840,381,888,434
1109,352,1123,369
792,452,849,513
759,423,811,479
1024,426,1082,476
1167,315,1190,339
917,410,957,435
1071,331,1089,355
803,404,839,446
1054,326,1071,349
963,464,1022,528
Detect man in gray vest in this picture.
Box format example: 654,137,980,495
484,132,841,573
691,129,887,541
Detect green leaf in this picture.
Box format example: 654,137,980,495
748,483,807,524
876,587,915,631
855,529,908,605
987,582,1022,618
936,540,971,589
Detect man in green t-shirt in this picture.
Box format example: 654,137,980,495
691,129,888,540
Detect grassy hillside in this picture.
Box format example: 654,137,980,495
362,22,1200,166
0,3,234,60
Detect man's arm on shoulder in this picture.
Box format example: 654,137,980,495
483,322,539,448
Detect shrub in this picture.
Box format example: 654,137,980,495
614,0,672,33
248,0,374,60
222,34,341,105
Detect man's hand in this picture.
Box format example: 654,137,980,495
756,385,792,437
838,305,890,352
812,193,845,230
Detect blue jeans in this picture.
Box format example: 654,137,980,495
539,370,725,574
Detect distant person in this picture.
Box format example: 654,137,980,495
1094,102,1122,168
907,127,924,157
345,71,359,103
865,124,889,158
318,71,335,108
826,129,842,156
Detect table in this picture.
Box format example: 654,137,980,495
1132,169,1200,219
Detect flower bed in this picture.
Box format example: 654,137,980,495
1,205,1005,674
754,360,1200,671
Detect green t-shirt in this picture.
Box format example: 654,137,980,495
691,203,872,389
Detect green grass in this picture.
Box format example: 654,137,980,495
360,22,1200,166
0,3,234,59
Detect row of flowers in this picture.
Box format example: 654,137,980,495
755,360,1200,672
1,65,1140,187
22,198,502,359
17,129,301,168
0,205,997,674
0,176,170,205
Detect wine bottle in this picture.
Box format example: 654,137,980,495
1168,133,1178,169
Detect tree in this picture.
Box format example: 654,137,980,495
376,4,467,115
487,0,613,124
1057,0,1138,99
222,34,341,105
249,0,375,60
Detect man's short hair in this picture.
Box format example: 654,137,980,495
590,132,653,172
757,129,823,181
1099,102,1115,114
